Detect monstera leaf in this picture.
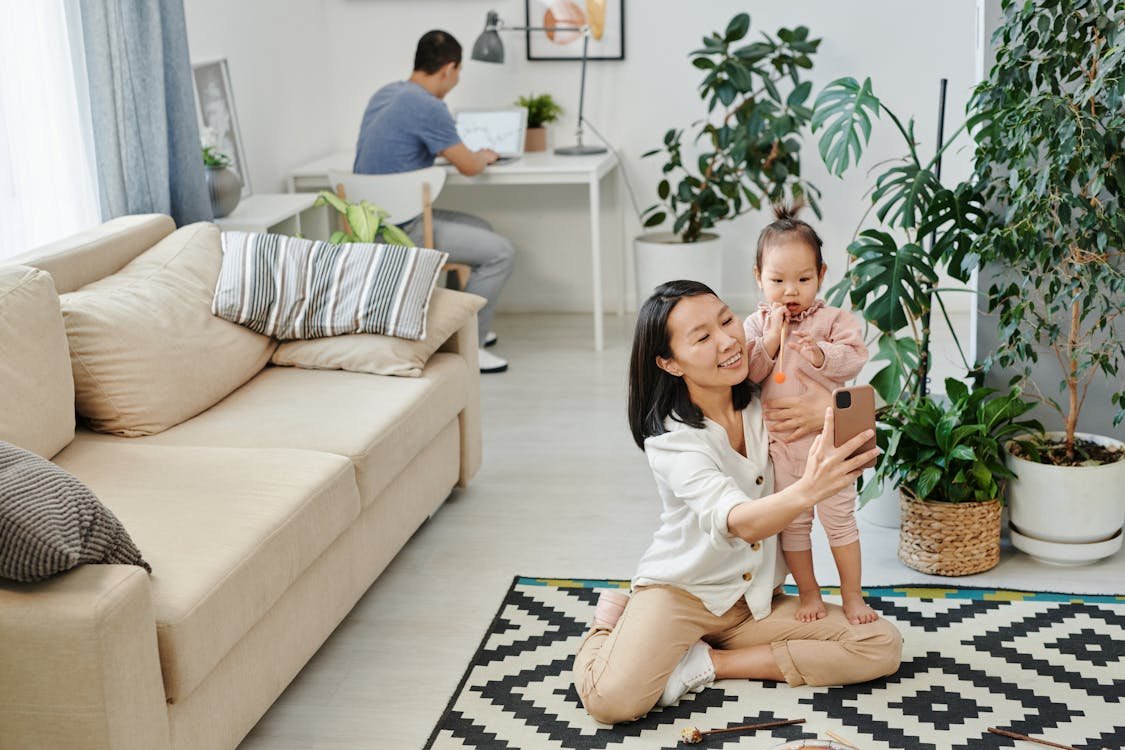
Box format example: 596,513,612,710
846,230,938,332
811,77,880,176
869,334,920,405
873,163,940,230
918,184,987,281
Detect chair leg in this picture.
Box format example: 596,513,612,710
442,262,472,290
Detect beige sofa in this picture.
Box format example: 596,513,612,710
0,215,482,749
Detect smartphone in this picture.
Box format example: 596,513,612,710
832,385,877,469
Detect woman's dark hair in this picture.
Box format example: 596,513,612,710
755,199,824,271
414,30,462,74
627,280,754,449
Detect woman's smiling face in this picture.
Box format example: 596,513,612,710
657,293,748,388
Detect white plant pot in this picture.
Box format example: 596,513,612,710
858,471,901,528
1006,431,1125,565
634,232,722,303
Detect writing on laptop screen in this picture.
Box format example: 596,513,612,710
455,110,525,156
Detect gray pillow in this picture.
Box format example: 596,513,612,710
0,441,150,583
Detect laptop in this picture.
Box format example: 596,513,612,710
447,108,528,164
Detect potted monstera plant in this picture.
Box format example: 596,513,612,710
879,379,1040,575
636,13,821,301
809,76,986,526
969,0,1124,565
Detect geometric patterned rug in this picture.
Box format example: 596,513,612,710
424,577,1125,749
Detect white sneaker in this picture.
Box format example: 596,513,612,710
657,641,714,707
483,331,498,348
478,348,508,373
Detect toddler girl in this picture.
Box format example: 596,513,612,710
744,202,876,625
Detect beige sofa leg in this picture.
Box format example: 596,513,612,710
439,316,483,486
0,565,171,750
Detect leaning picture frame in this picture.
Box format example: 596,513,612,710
525,0,625,60
192,58,251,197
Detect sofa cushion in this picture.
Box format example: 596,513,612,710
0,441,150,583
109,353,469,507
271,287,486,377
51,436,361,702
213,231,449,340
0,266,75,458
60,223,276,436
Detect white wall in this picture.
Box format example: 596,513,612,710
183,0,337,194
185,0,980,315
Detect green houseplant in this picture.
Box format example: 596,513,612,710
516,92,562,152
313,190,413,246
968,0,1124,564
200,137,242,219
633,13,821,300
881,378,1040,575
811,77,984,408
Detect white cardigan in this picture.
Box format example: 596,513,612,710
633,398,788,619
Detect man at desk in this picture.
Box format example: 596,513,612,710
354,29,514,374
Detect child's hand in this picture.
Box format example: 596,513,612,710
791,331,826,367
764,303,788,333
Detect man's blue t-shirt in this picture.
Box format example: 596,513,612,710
353,81,461,174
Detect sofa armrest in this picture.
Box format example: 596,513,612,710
438,315,482,486
0,565,171,750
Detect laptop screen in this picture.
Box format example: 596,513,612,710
454,109,527,157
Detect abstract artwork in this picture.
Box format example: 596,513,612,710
526,0,624,60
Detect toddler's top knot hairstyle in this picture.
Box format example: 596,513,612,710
756,198,825,271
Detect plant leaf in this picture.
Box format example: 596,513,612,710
811,77,880,176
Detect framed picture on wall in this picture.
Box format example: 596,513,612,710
191,58,251,197
526,0,624,60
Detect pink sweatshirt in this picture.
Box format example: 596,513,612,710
743,300,868,454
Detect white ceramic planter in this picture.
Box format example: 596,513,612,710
634,232,722,303
858,473,901,529
1006,431,1125,564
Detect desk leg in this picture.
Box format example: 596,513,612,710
590,175,604,351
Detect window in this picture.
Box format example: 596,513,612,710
0,1,99,260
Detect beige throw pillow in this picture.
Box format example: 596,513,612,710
271,287,485,377
0,266,75,458
61,223,276,436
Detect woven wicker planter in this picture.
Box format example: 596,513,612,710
898,490,1001,576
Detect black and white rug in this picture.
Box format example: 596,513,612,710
425,577,1125,749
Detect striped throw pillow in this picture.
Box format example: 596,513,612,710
0,441,150,583
212,232,449,341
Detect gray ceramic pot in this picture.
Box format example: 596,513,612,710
205,166,242,218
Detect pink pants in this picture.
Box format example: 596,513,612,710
772,438,859,552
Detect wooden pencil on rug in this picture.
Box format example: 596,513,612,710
987,727,1078,750
680,718,805,743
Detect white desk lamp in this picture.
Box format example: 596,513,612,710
471,10,606,156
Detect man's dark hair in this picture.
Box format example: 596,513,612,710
414,30,462,74
627,280,754,449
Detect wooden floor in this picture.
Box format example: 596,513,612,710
239,312,1124,750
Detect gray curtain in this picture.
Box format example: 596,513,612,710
76,0,212,225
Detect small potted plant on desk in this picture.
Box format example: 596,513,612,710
636,13,821,300
878,378,1041,575
516,92,562,152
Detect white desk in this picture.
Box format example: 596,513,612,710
214,193,330,241
289,150,623,351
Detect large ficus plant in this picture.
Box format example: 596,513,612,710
641,13,822,243
811,77,985,406
969,0,1124,462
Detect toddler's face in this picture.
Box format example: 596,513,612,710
755,239,825,316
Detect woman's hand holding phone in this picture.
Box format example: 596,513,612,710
797,407,879,506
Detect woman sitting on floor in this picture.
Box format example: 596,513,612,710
573,280,902,724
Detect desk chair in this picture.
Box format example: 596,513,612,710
327,168,471,290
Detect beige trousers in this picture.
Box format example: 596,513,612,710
573,584,902,725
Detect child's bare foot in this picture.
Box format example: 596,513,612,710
795,589,827,622
842,594,878,624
